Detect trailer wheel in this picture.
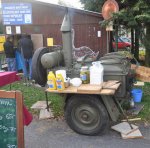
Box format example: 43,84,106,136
32,47,49,86
65,95,109,135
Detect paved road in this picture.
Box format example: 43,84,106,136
25,119,150,148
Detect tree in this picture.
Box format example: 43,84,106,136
113,0,150,66
80,0,104,12
81,0,150,66
80,0,126,12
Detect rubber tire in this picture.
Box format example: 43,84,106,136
65,95,109,135
32,47,49,86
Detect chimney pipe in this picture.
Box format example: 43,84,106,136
60,8,73,69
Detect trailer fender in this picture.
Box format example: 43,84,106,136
65,94,120,122
100,95,120,122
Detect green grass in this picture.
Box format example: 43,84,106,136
2,82,65,117
138,82,150,122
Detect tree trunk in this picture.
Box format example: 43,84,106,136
109,31,113,52
145,25,150,67
134,28,140,60
131,28,135,54
114,23,118,52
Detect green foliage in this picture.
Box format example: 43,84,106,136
81,0,150,65
135,14,150,23
80,0,104,12
106,1,150,65
136,82,150,122
116,0,150,27
81,0,150,28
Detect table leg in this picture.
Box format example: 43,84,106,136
9,84,11,90
45,91,49,111
0,58,1,70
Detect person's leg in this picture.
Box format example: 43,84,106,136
11,58,16,71
6,58,11,71
28,58,32,80
22,58,28,78
9,58,14,71
0,56,1,70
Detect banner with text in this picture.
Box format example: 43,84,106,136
2,3,32,25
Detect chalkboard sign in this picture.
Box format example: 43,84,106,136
0,91,24,148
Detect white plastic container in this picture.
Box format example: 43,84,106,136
90,61,104,85
70,78,82,87
55,70,66,80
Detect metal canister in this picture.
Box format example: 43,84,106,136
80,66,90,84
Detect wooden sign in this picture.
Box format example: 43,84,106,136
0,90,24,148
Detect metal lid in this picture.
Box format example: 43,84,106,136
81,66,88,71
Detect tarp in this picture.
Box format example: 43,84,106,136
15,51,25,71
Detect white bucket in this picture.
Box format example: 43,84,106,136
90,61,104,85
55,70,66,80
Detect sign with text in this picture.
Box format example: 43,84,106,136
0,99,17,147
2,3,32,25
0,91,24,148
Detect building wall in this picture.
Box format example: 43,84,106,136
1,0,107,56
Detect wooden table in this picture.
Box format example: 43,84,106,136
46,81,120,95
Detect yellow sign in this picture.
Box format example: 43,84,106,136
0,36,6,43
47,38,54,47
0,43,4,52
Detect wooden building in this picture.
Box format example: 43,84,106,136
1,0,107,56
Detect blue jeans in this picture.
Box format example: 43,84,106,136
6,58,16,71
22,58,32,80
